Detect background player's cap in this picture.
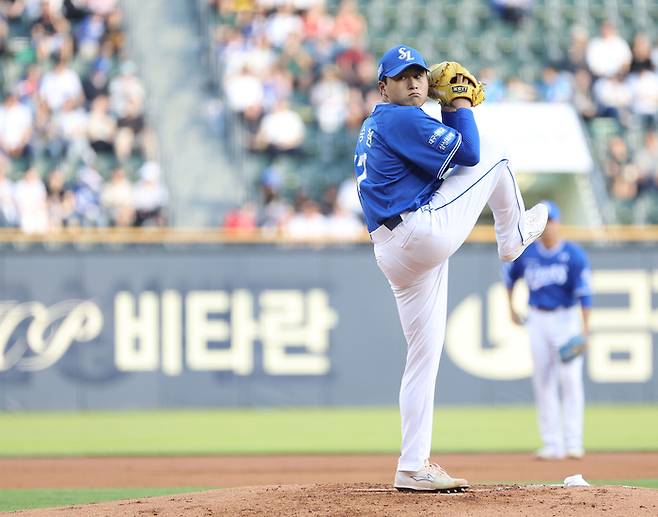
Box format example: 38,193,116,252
541,200,561,221
377,45,429,81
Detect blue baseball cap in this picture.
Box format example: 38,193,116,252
377,45,429,81
541,200,561,221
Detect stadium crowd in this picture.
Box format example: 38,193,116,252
210,0,658,229
3,0,658,233
0,0,168,233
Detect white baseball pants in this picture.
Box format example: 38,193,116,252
527,306,584,454
371,137,530,471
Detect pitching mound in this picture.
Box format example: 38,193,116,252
15,483,658,517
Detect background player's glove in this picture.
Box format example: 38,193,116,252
558,334,587,363
428,61,485,107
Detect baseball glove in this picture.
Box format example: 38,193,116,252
558,334,587,363
428,61,485,107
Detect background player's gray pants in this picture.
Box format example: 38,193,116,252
527,306,585,454
371,137,531,472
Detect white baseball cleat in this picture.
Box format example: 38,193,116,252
394,461,469,492
535,447,565,460
500,203,549,262
566,448,585,459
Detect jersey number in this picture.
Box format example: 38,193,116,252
355,152,367,192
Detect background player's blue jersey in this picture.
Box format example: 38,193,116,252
503,241,592,309
354,104,469,232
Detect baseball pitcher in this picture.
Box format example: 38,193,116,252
354,44,549,492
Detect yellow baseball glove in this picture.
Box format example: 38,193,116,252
428,61,485,107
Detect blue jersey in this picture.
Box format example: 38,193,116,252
354,103,467,232
503,241,592,309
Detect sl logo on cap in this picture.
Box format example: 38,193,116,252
398,47,414,61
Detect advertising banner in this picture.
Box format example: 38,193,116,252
0,244,655,409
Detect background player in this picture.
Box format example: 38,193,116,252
504,200,592,460
354,44,548,492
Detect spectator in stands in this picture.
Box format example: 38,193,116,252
285,197,327,240
1,0,23,21
87,95,117,155
302,2,334,40
0,90,33,159
537,65,573,103
88,0,120,19
325,202,363,239
627,68,658,129
133,160,169,227
102,8,126,57
505,76,537,101
30,3,74,63
223,201,257,231
252,98,305,156
592,72,632,125
106,62,145,162
0,154,17,227
335,41,370,90
306,31,338,76
262,64,294,111
224,64,265,114
245,34,277,75
39,56,84,112
82,62,111,105
261,190,292,230
562,25,590,73
14,166,48,234
605,135,639,201
45,167,76,229
50,97,92,163
278,32,314,94
74,12,105,61
311,65,349,134
490,0,531,27
16,65,42,109
109,60,144,116
214,26,246,77
333,0,366,47
353,56,377,94
101,165,135,227
478,67,506,102
265,4,303,49
336,176,363,222
344,87,367,131
74,163,104,226
258,167,292,230
571,69,598,124
0,13,7,58
635,131,658,190
586,22,632,78
630,33,655,73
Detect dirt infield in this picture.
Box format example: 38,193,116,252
4,453,658,516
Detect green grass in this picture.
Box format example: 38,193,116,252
0,487,210,512
592,478,658,489
0,405,656,456
500,478,658,489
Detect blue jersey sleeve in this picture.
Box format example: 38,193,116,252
502,259,524,289
385,106,462,179
570,244,593,307
439,108,480,166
